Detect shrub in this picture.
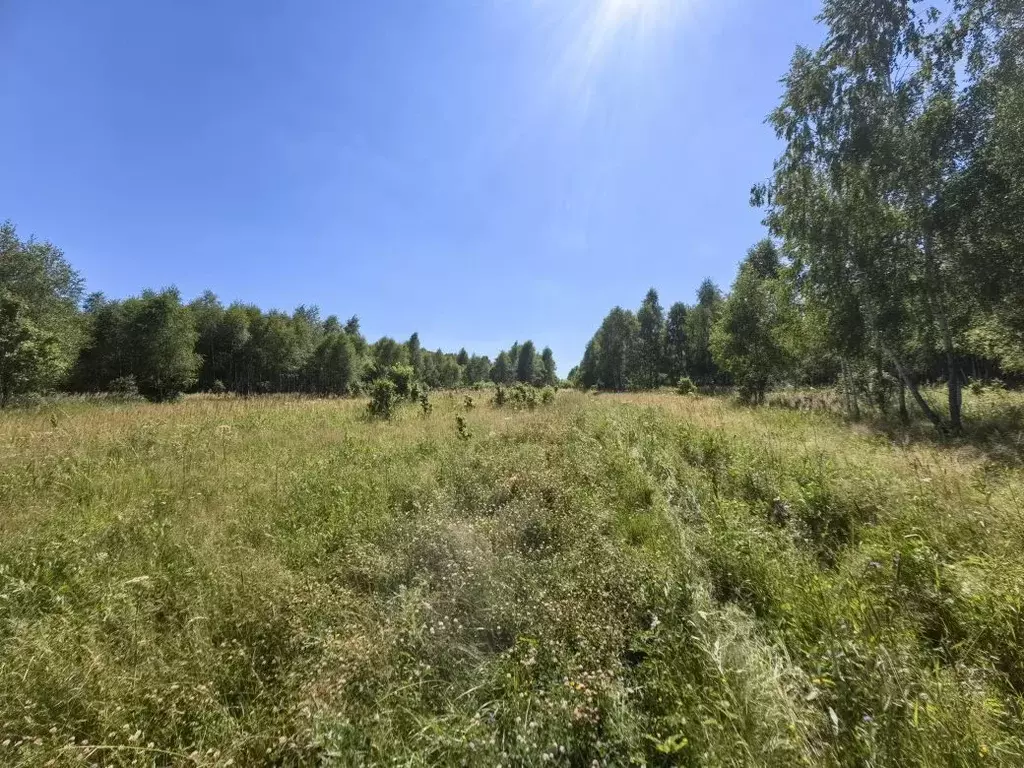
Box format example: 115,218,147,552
464,395,475,410
676,376,696,396
367,378,398,419
493,386,507,408
108,375,140,400
390,364,416,399
540,387,555,405
736,377,768,405
419,390,432,416
210,379,227,396
455,415,470,440
509,383,537,410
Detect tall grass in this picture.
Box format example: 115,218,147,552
1,391,1022,765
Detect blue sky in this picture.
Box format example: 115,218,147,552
0,0,822,369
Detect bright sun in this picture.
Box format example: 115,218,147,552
571,0,677,83
598,0,665,27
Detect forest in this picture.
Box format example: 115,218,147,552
575,0,1023,434
0,219,558,407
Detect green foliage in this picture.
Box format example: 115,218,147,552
633,288,665,389
109,375,141,400
131,290,202,402
686,279,724,385
585,306,639,391
664,302,688,382
516,340,538,385
577,284,725,392
746,238,781,279
0,221,85,381
540,386,555,405
430,353,463,389
210,378,227,396
419,389,432,415
367,377,398,419
965,313,1024,374
464,354,492,385
406,332,423,376
482,342,555,388
490,351,514,385
389,364,416,399
578,339,600,389
455,414,470,440
493,385,507,407
508,383,538,410
676,376,695,395
540,346,557,386
373,337,408,370
749,0,1024,431
711,246,796,405
0,293,60,408
304,331,358,395
74,289,200,401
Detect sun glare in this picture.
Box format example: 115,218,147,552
573,0,682,82
597,0,669,31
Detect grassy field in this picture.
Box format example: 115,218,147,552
1,390,1023,766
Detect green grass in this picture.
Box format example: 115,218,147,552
1,390,1023,766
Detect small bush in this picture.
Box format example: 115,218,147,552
419,390,432,416
540,387,555,405
455,415,470,440
509,384,537,410
390,365,416,399
210,379,227,396
108,375,140,400
493,386,507,408
676,376,696,396
367,378,398,419
463,395,475,410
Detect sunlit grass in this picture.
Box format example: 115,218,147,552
1,390,1023,765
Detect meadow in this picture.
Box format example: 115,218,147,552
1,389,1023,766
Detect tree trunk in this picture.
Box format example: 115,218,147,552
888,352,947,432
840,360,852,417
875,353,888,414
898,379,909,424
842,361,861,420
923,231,961,433
939,313,963,433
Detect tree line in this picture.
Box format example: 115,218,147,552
574,0,1023,433
0,221,557,405
571,281,726,392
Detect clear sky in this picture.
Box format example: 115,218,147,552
0,0,823,369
